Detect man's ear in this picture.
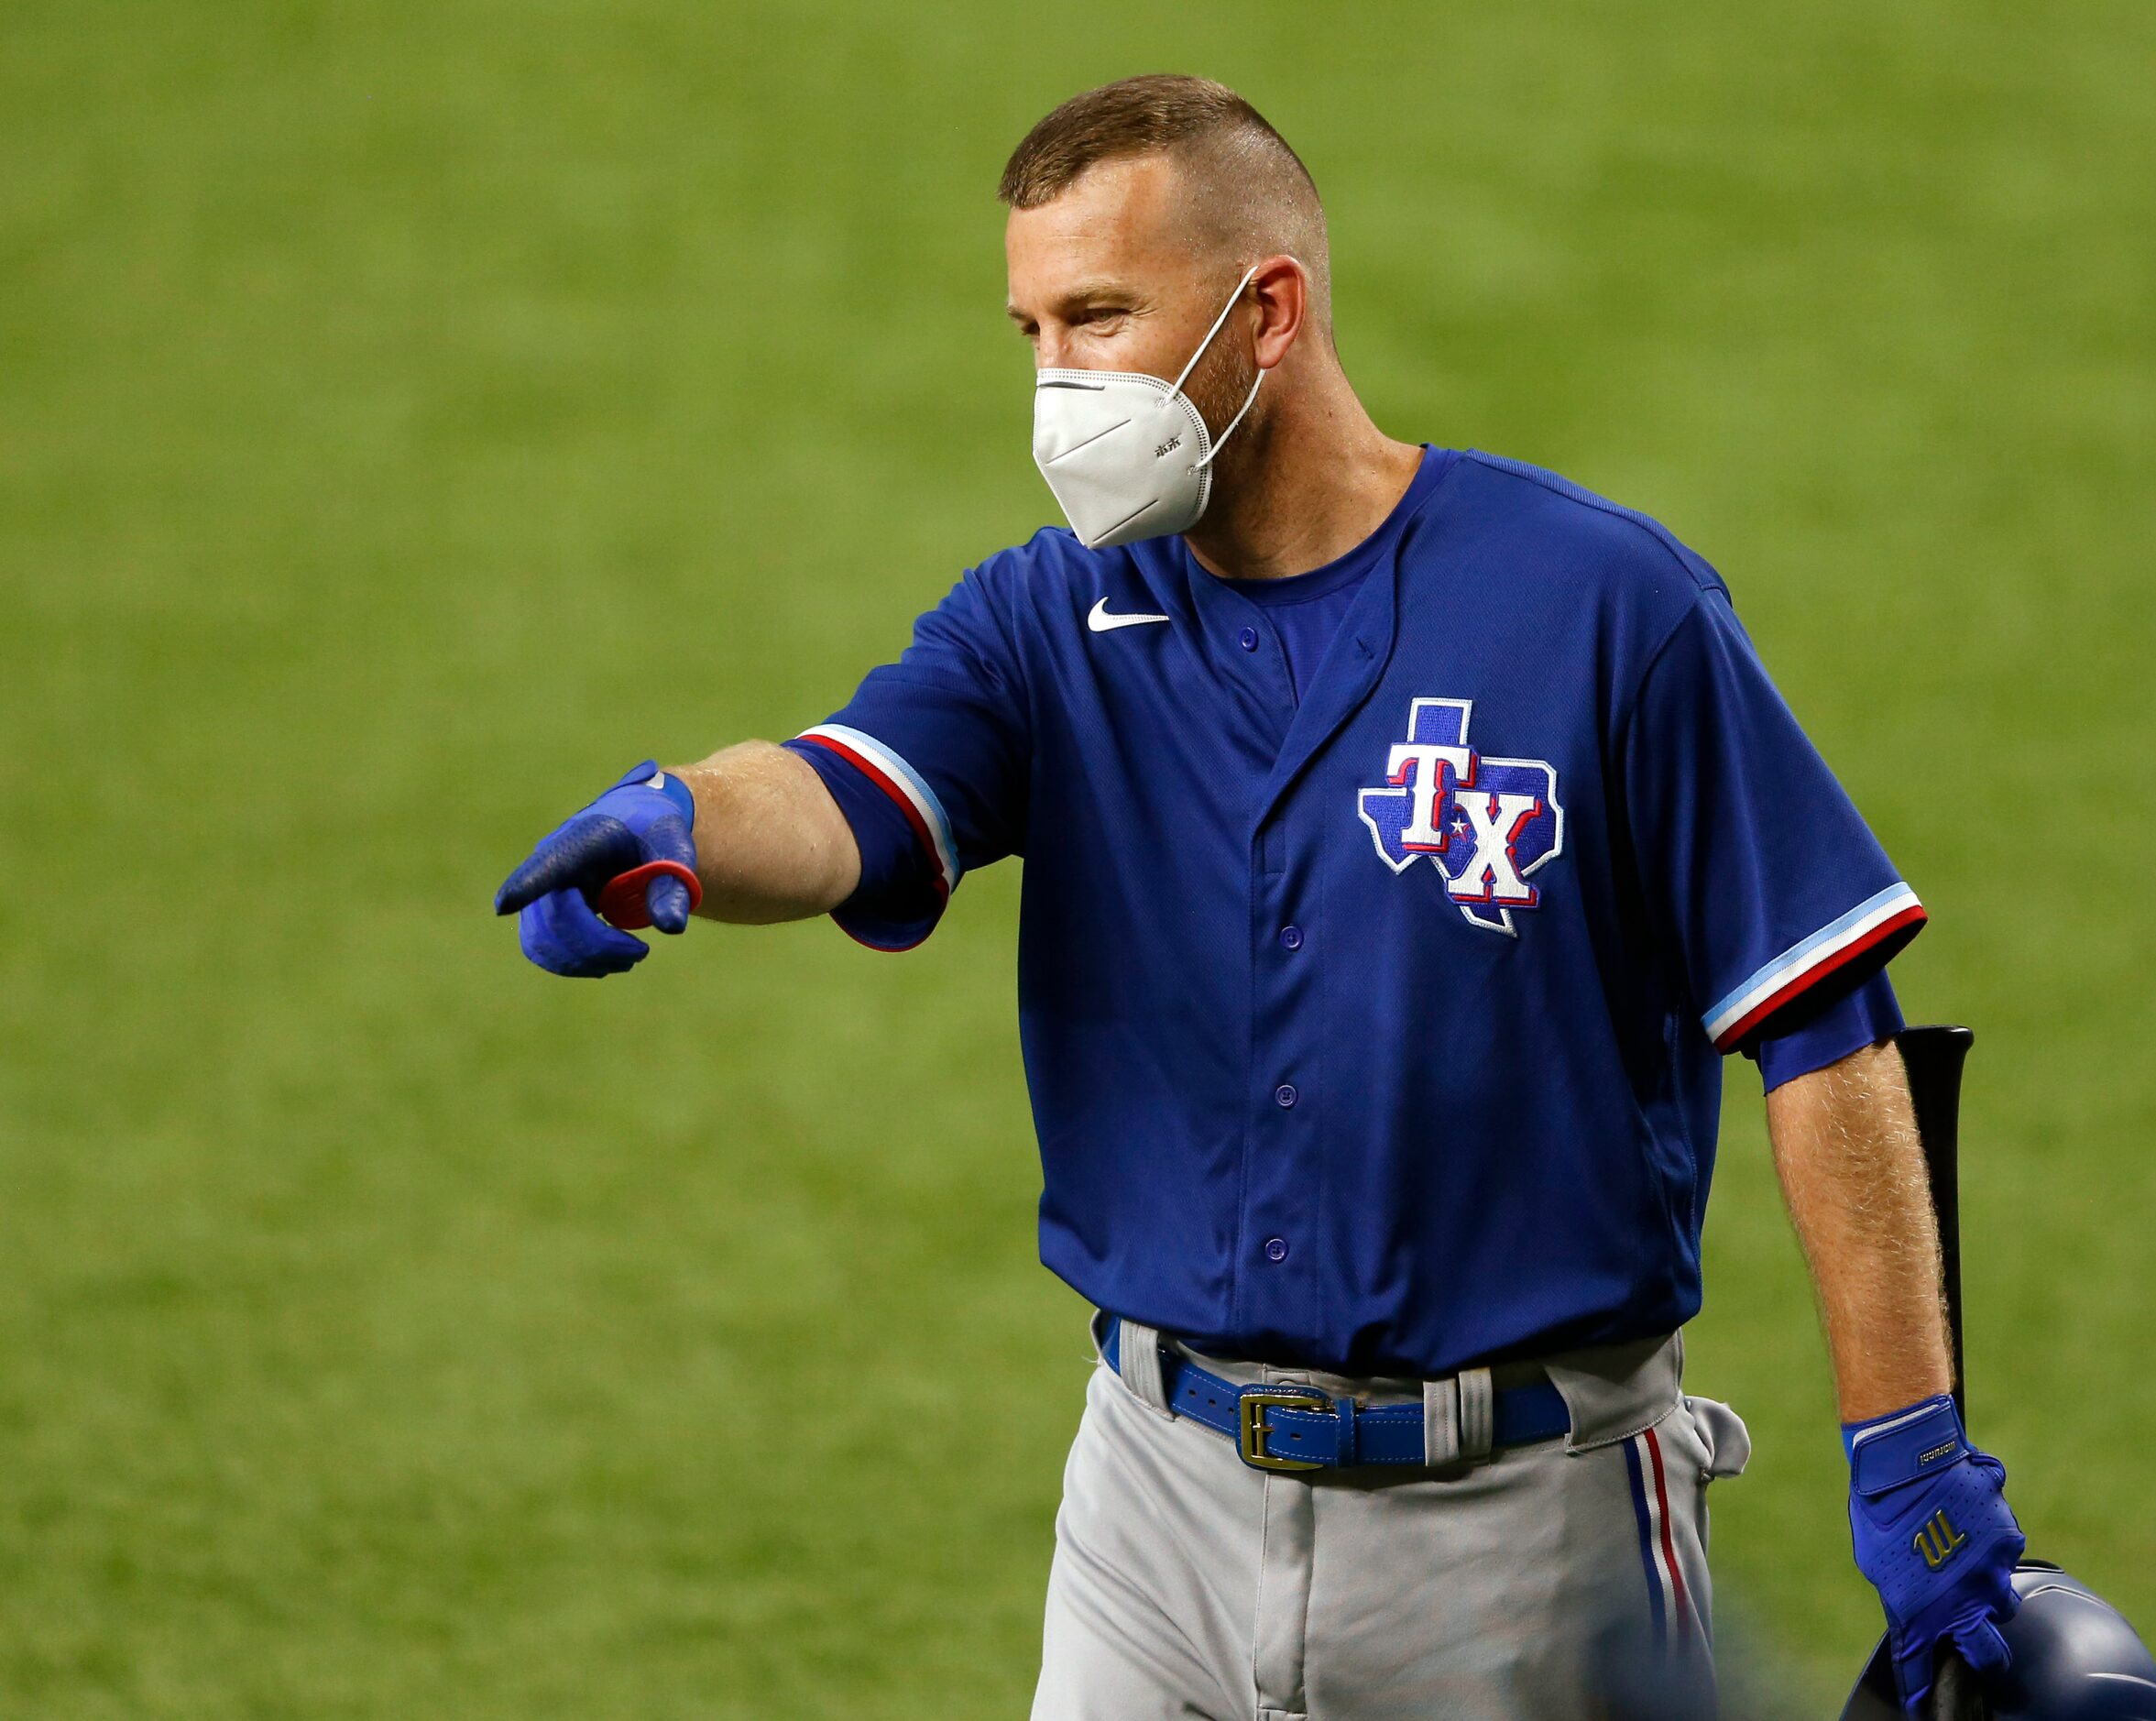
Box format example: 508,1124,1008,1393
1249,255,1308,370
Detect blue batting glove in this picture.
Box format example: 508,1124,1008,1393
494,762,701,978
1845,1395,2026,1712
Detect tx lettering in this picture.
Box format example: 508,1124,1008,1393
1357,699,1567,937
1913,1508,1968,1571
1384,740,1544,905
1449,791,1546,904
1385,739,1472,850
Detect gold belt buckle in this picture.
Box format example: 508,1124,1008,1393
1238,1384,1331,1472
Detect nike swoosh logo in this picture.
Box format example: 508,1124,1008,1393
1087,597,1171,633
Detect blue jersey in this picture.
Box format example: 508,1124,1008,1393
783,450,1924,1376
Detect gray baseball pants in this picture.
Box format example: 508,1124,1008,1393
1032,1313,1750,1720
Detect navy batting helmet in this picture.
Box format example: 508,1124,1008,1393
1843,1562,2156,1718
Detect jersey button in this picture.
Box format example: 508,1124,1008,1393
1278,925,1303,950
1275,1083,1298,1108
1237,626,1260,652
1264,1236,1290,1263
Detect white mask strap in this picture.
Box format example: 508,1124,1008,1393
1169,263,1264,396
1193,367,1263,471
1169,263,1265,472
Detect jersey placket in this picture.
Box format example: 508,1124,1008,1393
1242,795,1326,1341
1182,547,1403,1348
1236,606,1316,1334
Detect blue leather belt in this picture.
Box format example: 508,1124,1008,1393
1102,1316,1571,1473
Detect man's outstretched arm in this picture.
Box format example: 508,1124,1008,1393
494,742,859,977
1767,1040,2024,1712
668,740,859,923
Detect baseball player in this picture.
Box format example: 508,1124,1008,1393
496,76,2025,1716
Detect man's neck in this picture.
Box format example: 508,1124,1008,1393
1181,373,1426,582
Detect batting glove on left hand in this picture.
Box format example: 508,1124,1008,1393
1846,1394,2026,1713
494,762,702,977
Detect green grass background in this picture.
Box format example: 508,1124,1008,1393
4,2,2151,1714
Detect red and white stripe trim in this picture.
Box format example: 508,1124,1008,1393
1634,1426,1695,1645
1704,882,1927,1051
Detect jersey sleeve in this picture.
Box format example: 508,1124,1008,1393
1623,587,1926,1053
1750,966,1907,1091
784,565,1030,950
780,738,944,950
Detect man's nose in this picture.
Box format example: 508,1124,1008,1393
1034,325,1078,370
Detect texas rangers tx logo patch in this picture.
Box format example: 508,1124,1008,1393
1356,698,1565,937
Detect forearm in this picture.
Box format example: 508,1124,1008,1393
1766,1040,1954,1421
667,740,861,923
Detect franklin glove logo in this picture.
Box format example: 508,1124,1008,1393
1357,698,1564,937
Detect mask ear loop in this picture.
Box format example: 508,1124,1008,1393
1170,263,1268,471
1193,369,1263,471
1170,263,1264,397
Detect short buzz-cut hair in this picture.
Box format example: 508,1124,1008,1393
999,74,1333,328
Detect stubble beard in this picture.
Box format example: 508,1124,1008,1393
1183,330,1267,521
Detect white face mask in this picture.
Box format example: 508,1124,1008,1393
1031,264,1264,550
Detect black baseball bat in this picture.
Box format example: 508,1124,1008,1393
1895,1025,1986,1721
1897,1026,1972,1423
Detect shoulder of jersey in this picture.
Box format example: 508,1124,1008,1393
1456,450,1729,604
967,524,1151,617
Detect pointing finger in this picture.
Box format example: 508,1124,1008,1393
495,815,640,915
